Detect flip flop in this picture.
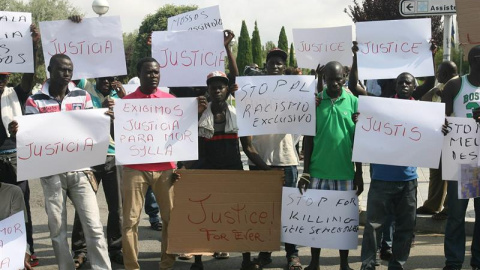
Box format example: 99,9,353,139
73,253,87,269
213,252,229,259
288,256,303,270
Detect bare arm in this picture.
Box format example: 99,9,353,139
239,136,270,170
348,41,369,97
19,24,41,94
441,77,462,116
412,75,435,100
298,135,314,194
224,30,238,77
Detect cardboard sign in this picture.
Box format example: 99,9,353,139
293,26,353,69
442,117,480,181
0,11,34,73
16,109,110,180
0,211,26,270
356,18,434,80
459,164,480,199
281,187,359,250
168,170,283,253
39,16,127,80
151,30,225,87
235,75,316,136
456,0,480,57
352,96,444,168
114,98,198,165
167,6,223,31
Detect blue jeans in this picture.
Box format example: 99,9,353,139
444,180,480,268
377,215,394,251
250,165,298,258
145,186,160,224
361,179,417,270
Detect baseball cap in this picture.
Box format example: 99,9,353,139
266,48,287,62
206,71,229,85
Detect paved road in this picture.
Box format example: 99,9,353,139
27,177,475,270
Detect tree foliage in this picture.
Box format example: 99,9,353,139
345,0,443,43
289,43,296,67
277,26,289,53
129,4,197,76
3,0,82,84
236,20,253,75
123,30,138,82
251,21,263,67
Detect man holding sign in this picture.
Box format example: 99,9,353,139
0,23,40,266
298,61,363,270
23,54,111,270
441,45,480,270
358,72,420,270
0,183,32,269
118,57,206,270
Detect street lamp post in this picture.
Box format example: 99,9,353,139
92,0,109,16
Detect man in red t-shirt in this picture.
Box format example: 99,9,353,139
119,57,207,270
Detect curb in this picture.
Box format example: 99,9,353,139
359,211,475,236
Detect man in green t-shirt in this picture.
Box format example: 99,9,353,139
298,61,363,270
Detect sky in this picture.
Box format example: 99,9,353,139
68,0,355,44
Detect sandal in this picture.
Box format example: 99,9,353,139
240,260,261,270
73,253,87,269
179,253,194,260
253,252,272,267
213,252,230,259
30,254,39,267
288,256,303,270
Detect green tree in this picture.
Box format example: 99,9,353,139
236,20,253,75
3,0,82,84
345,0,443,44
277,26,288,53
289,43,296,67
123,30,138,82
130,4,197,76
251,21,263,66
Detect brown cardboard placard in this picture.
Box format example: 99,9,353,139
456,0,480,57
167,169,283,254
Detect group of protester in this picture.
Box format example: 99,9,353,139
0,12,479,270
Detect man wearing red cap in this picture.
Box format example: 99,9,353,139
0,23,40,266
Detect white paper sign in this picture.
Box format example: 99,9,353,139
352,96,444,168
114,98,198,165
0,211,26,270
152,30,225,87
0,11,34,73
281,187,359,250
293,26,353,69
39,16,127,80
167,6,223,31
442,117,480,181
235,75,316,136
356,18,434,80
16,109,110,180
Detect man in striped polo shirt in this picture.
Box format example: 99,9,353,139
24,54,111,270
